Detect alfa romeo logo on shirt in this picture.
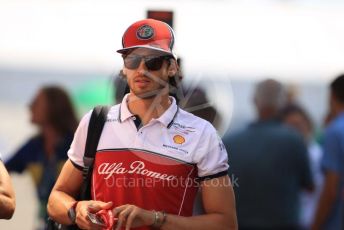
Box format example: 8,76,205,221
136,25,154,40
173,135,185,144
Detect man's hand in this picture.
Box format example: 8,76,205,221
113,204,155,230
75,200,113,230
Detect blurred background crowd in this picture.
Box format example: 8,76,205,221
1,0,344,229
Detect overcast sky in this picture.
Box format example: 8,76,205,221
1,0,344,81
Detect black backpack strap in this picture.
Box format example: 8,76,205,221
80,105,109,200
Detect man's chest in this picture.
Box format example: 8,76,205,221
96,120,201,164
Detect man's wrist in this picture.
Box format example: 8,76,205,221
150,210,167,228
67,201,79,224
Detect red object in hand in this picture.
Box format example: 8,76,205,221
96,209,115,230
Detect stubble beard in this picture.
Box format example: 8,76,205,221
131,74,170,100
128,69,171,101
132,84,169,100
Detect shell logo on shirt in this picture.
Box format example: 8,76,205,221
173,135,185,144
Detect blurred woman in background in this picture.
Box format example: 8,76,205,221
5,86,78,229
280,104,324,230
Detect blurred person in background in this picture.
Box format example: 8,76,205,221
179,86,221,130
223,79,314,230
280,104,323,229
0,152,15,219
312,74,344,230
5,86,78,229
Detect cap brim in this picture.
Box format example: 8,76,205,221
116,45,176,59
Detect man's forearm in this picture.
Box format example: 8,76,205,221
47,190,76,225
313,188,337,228
161,213,237,230
312,172,339,229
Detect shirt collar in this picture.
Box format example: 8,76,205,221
118,94,134,122
156,96,178,128
118,94,178,128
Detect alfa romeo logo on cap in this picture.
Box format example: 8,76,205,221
136,25,154,40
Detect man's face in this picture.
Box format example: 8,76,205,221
122,48,174,99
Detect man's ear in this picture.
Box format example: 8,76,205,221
122,67,128,77
167,60,177,77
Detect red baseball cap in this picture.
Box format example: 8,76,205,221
117,19,176,58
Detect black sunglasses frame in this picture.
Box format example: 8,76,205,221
122,54,173,71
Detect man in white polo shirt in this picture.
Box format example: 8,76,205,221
48,19,237,230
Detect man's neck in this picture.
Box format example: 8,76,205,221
332,103,344,118
127,93,171,125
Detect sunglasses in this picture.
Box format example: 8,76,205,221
123,54,172,71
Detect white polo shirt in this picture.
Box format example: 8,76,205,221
68,94,229,219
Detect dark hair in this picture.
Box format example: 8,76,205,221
114,71,130,103
167,57,183,104
168,70,183,104
330,74,344,104
179,87,219,126
41,86,78,135
279,104,313,132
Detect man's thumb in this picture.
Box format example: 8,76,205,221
88,201,113,212
101,201,113,210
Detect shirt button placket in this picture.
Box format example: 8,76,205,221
134,128,145,148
